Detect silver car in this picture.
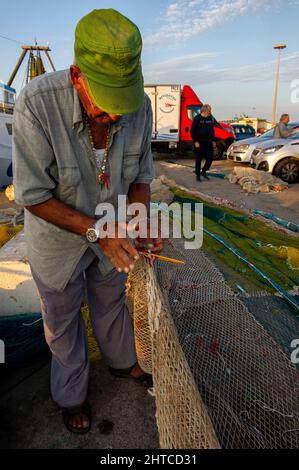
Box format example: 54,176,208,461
251,132,299,184
226,122,299,163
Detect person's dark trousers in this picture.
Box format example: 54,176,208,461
194,143,214,176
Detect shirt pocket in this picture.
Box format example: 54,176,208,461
55,166,81,204
122,153,140,192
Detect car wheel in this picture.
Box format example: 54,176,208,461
214,142,225,160
274,158,299,184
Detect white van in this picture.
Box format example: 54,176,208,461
0,113,13,188
0,82,15,188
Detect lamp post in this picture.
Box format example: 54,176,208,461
272,43,286,127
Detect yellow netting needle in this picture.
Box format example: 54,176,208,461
139,250,186,265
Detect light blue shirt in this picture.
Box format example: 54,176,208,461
12,70,154,291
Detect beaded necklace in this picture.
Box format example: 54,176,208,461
85,116,111,188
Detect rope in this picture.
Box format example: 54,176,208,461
0,34,25,44
252,209,299,233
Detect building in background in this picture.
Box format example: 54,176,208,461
231,117,272,135
0,82,16,114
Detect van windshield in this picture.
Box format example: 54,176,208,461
187,105,202,120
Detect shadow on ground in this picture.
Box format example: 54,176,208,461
0,359,159,449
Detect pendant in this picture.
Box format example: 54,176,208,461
99,171,110,189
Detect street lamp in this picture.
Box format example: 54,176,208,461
272,43,287,127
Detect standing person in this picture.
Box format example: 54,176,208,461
273,114,294,138
191,104,216,181
12,9,162,435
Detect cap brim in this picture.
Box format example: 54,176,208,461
87,75,144,115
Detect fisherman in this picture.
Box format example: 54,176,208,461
12,9,162,434
191,104,217,181
273,114,294,139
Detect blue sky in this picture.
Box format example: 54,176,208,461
0,0,299,120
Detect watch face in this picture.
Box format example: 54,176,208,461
87,228,98,243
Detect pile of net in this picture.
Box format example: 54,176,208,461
0,209,24,227
225,167,288,193
172,187,299,297
126,239,299,449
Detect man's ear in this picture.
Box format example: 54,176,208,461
70,65,81,86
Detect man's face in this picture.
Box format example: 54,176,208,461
201,106,211,117
70,65,121,124
283,116,290,124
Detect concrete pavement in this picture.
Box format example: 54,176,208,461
0,360,159,449
155,158,299,225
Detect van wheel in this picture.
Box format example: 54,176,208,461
274,158,299,184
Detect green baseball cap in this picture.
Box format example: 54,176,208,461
74,9,144,115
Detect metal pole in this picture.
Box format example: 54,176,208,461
271,44,286,127
44,50,56,72
7,49,28,86
272,49,281,127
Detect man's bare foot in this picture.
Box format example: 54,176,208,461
109,362,153,387
69,414,90,430
62,402,91,434
130,363,146,378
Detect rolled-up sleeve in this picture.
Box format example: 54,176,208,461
134,98,155,184
12,106,56,206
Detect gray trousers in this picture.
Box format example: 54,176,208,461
31,248,137,408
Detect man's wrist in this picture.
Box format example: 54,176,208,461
84,219,100,243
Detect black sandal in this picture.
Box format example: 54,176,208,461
109,363,153,388
62,401,91,435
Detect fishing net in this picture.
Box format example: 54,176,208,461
240,292,299,367
225,167,288,193
172,187,299,298
0,313,49,368
127,238,299,449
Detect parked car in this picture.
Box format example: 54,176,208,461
231,124,255,141
251,132,299,183
226,122,299,163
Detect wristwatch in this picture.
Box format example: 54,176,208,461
86,223,100,243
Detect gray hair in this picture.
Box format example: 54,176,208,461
280,114,289,121
201,104,211,116
201,104,211,112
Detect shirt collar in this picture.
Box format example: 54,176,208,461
72,87,84,132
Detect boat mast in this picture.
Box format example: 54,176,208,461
7,45,56,87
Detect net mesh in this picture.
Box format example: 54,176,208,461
127,238,299,449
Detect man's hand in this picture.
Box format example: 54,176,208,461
194,142,200,149
135,237,164,253
134,218,164,254
99,223,139,274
